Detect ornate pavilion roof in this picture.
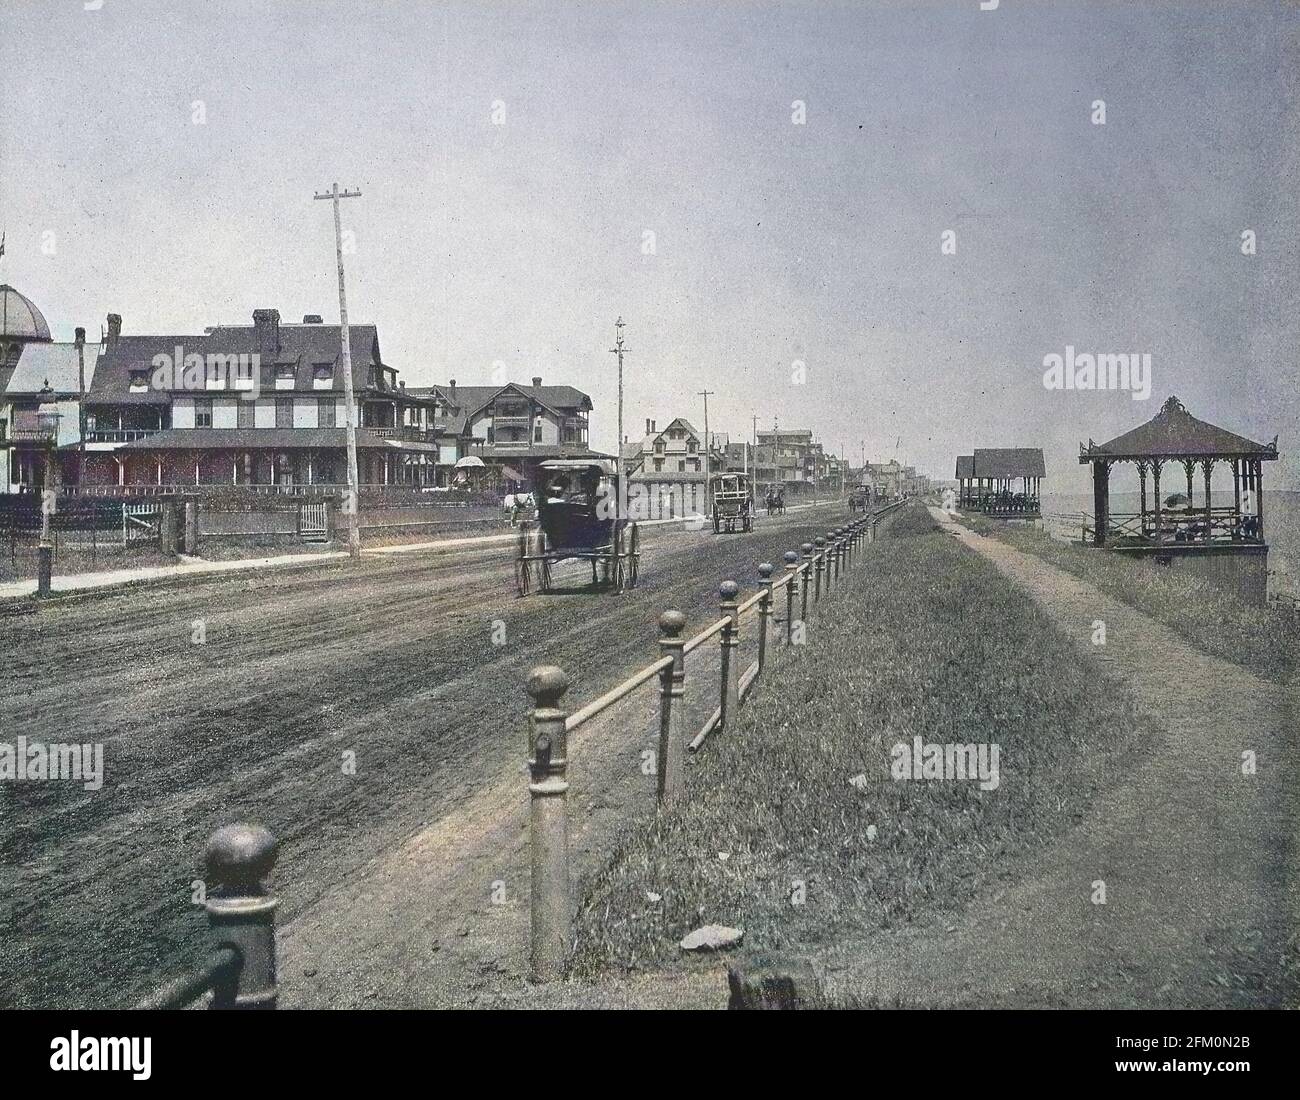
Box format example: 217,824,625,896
1079,396,1278,463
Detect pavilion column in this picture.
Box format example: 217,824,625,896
1152,460,1163,546
1200,459,1214,543
1182,459,1194,503
1232,459,1241,538
1136,461,1148,537
1255,459,1265,541
1092,459,1110,546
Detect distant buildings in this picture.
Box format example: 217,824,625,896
754,429,846,495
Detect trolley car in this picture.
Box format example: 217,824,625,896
710,472,754,533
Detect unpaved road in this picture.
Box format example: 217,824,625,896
0,503,851,1008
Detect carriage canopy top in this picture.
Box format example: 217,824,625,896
538,458,616,475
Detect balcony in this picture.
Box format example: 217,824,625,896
491,414,532,427
85,429,162,444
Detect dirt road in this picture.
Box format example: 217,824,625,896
0,503,850,1008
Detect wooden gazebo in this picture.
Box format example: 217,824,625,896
954,448,1045,516
1078,395,1279,602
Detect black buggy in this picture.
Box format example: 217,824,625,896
515,459,640,596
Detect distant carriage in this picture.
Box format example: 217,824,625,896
711,472,754,533
515,459,640,596
765,486,786,516
848,485,870,513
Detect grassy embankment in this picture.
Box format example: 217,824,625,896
960,514,1299,682
570,505,1151,978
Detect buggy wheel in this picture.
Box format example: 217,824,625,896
515,556,531,597
540,558,552,593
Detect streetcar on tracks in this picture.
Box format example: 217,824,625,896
515,459,640,595
710,472,754,533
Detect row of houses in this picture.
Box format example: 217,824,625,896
858,459,931,498
1,281,861,503
0,285,599,495
620,417,851,514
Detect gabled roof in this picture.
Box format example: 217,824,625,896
973,448,1046,479
657,416,700,438
88,320,400,398
4,341,100,396
1079,395,1278,462
955,455,975,479
423,382,593,417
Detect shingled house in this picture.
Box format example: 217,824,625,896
76,309,473,490
409,378,599,490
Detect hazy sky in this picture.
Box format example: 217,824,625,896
3,0,1297,491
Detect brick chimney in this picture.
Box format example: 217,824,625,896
645,418,651,435
106,313,122,346
532,376,542,390
252,309,281,359
74,327,85,347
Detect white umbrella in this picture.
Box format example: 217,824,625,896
454,456,486,469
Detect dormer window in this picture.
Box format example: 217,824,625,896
312,363,334,389
129,369,149,393
205,363,226,390
275,365,296,390
232,361,255,391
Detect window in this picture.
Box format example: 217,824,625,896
129,370,149,393
653,458,663,472
678,460,686,472
195,398,213,428
687,440,698,453
313,364,333,390
653,440,664,454
319,397,335,428
275,366,296,391
533,422,543,443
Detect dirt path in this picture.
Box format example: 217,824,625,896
797,508,1297,1008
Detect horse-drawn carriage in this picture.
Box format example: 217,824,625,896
515,459,640,595
764,485,786,516
710,472,754,534
848,485,871,514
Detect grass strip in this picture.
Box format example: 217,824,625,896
571,506,1149,977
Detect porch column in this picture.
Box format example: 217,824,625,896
117,456,125,487
1182,458,1194,502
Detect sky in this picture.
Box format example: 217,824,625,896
2,0,1297,491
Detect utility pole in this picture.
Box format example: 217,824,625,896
609,317,629,521
314,183,363,560
698,389,715,515
749,414,758,477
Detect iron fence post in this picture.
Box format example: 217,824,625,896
719,580,740,730
757,563,774,674
657,611,687,806
204,824,279,1009
813,536,826,602
783,550,798,645
526,665,571,981
800,542,812,622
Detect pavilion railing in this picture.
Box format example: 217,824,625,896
1090,508,1263,547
